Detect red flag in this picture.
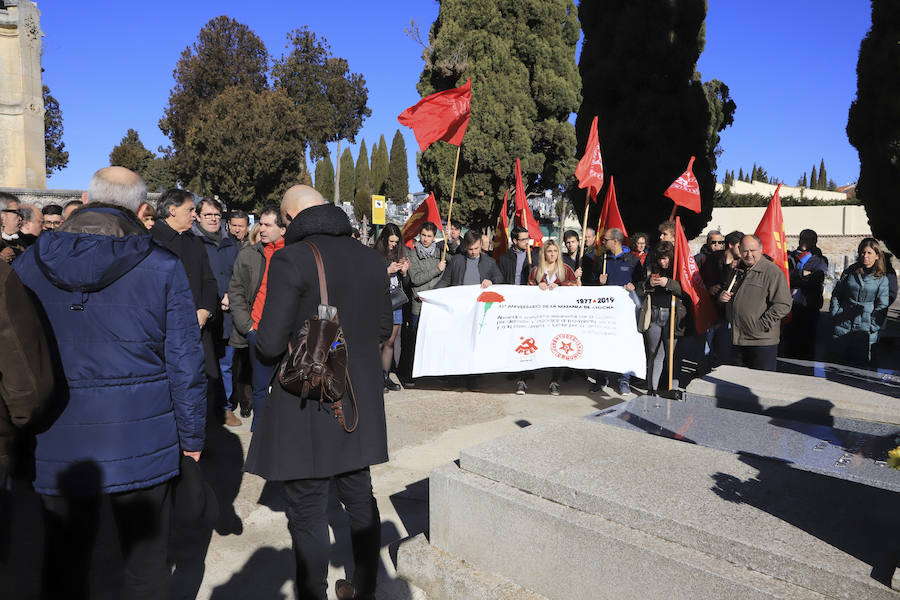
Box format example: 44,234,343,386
397,78,471,152
401,192,444,248
664,156,701,213
574,115,604,201
674,217,717,335
597,176,628,238
754,183,790,283
513,158,542,247
492,190,510,260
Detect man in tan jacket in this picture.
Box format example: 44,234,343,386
719,235,791,371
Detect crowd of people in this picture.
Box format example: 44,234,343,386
0,171,896,599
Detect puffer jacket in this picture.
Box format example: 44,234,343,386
193,223,239,339
830,265,889,348
13,206,206,495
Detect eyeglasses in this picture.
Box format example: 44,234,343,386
200,213,221,220
516,237,530,242
710,240,725,246
603,237,615,242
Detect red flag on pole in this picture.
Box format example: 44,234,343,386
597,176,628,238
754,183,790,283
397,78,472,152
491,190,510,260
574,115,604,202
674,217,717,335
664,156,702,213
401,192,444,248
513,158,542,247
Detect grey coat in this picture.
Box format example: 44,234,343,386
227,243,265,349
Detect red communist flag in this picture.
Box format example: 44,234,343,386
754,183,790,283
491,190,510,260
574,115,604,201
674,217,717,335
397,78,472,152
664,156,702,213
597,176,628,238
401,192,444,248
513,158,542,247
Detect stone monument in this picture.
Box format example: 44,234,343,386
0,0,45,189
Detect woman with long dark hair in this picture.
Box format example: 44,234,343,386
374,223,409,391
635,241,687,395
830,238,890,367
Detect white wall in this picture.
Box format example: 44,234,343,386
717,180,848,202
702,205,871,237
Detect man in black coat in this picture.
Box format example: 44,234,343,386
435,229,504,288
497,226,539,286
244,187,391,600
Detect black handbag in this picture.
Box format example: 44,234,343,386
390,285,409,310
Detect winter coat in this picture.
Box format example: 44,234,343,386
726,258,792,346
435,237,463,257
527,263,579,286
0,261,53,477
435,253,504,288
151,220,219,377
243,203,391,481
562,249,595,284
830,265,889,352
789,248,828,311
13,206,206,495
227,242,266,349
596,250,644,287
497,247,540,286
407,242,444,315
192,224,240,340
635,272,688,337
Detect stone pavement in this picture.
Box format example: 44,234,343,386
1,371,622,600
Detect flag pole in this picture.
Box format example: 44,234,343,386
669,205,678,221
442,144,462,262
522,190,532,265
668,218,679,391
577,193,591,284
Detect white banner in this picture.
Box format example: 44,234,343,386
413,285,646,379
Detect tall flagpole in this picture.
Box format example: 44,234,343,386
577,193,591,284
442,145,462,262
522,190,532,265
668,218,678,391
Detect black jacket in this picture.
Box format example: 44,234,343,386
497,247,539,286
244,204,391,480
435,253,504,287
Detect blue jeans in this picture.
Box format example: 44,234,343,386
218,344,234,408
246,330,275,431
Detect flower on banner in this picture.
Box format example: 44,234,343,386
476,290,505,332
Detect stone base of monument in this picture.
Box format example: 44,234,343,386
398,412,900,599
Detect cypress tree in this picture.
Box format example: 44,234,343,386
339,147,355,207
577,0,736,238
738,167,744,182
810,165,818,190
314,153,335,200
370,134,390,195
353,141,371,219
817,159,827,190
387,130,409,203
847,0,900,253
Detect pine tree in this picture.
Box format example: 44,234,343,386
810,165,818,190
339,147,355,207
738,167,744,182
386,130,408,203
314,154,335,200
43,85,68,176
817,159,827,190
370,134,389,196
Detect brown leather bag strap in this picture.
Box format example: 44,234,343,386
303,241,328,306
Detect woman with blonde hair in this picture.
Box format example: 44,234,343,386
528,240,579,395
136,201,155,229
830,237,889,367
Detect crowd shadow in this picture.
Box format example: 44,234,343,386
208,546,295,600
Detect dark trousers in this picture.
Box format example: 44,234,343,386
41,481,172,600
732,344,779,372
283,468,381,600
783,305,819,360
246,330,275,430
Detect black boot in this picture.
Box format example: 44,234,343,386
384,371,401,391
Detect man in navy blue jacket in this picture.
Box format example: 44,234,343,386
13,166,206,599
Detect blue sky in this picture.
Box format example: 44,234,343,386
40,1,870,194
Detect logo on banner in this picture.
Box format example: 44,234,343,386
515,337,538,356
550,333,583,361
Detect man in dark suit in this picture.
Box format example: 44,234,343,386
244,186,391,600
435,229,504,289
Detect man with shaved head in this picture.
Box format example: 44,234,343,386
12,166,206,597
280,184,326,224
718,235,791,371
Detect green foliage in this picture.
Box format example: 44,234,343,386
810,165,818,189
272,26,371,160
182,86,306,210
109,129,175,192
714,188,858,208
848,0,900,253
355,139,370,193
339,147,356,207
415,0,582,228
43,85,68,176
370,135,390,195
314,154,335,200
817,158,827,190
159,16,269,182
387,130,409,203
738,167,744,182
576,0,735,239
797,172,808,187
